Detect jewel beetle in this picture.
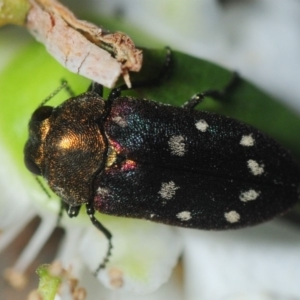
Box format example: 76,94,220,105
24,72,300,272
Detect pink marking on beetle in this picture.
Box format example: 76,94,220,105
109,139,123,153
122,160,137,171
94,187,110,208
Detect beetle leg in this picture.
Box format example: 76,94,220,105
183,71,240,110
57,202,81,225
86,203,113,274
88,81,104,97
57,202,112,273
108,86,123,101
67,205,81,218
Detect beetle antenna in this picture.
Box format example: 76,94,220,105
35,177,66,227
57,200,68,227
86,203,113,275
39,80,75,107
35,176,51,198
61,79,76,98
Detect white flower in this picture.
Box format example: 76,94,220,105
1,1,300,299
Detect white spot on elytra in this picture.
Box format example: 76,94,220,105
239,189,260,202
112,116,127,127
247,159,264,176
150,214,155,218
240,134,255,147
224,211,240,223
97,187,110,197
168,135,186,156
158,181,180,200
176,211,192,221
195,119,208,132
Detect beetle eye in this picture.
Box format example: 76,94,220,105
31,106,53,122
24,156,41,175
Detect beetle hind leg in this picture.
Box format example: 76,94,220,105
183,71,240,110
56,200,80,226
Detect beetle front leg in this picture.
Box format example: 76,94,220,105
67,205,81,218
57,202,81,226
88,81,104,97
56,201,80,225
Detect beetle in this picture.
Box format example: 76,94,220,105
24,72,300,273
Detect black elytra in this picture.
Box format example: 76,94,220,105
24,54,300,275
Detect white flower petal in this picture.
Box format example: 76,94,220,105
0,145,37,256
79,216,183,294
56,224,85,266
0,146,32,228
182,221,300,300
